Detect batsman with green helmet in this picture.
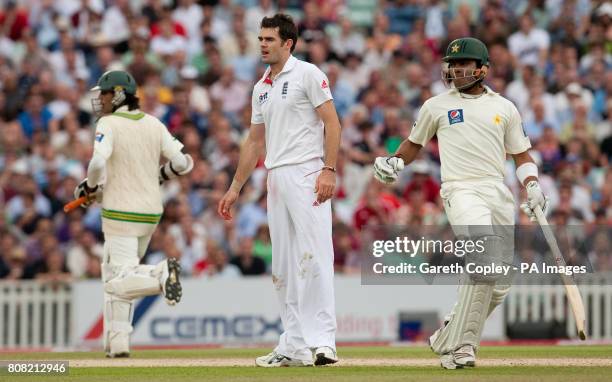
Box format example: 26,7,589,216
373,38,549,368
75,70,194,357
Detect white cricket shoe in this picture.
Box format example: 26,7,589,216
106,331,130,358
161,258,182,306
314,346,338,366
453,344,476,367
440,353,460,369
255,351,313,367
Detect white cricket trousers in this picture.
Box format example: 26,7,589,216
267,158,337,361
431,179,515,355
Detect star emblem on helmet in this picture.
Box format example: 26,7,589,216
451,44,460,53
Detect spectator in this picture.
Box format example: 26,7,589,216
230,236,266,275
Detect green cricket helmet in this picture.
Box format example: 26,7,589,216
91,70,137,95
443,37,489,67
91,70,137,116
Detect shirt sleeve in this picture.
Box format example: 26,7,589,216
504,103,532,154
251,85,264,124
160,121,184,160
408,102,438,146
304,66,333,108
93,120,113,160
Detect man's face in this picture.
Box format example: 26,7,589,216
258,27,290,64
99,90,115,114
447,59,479,89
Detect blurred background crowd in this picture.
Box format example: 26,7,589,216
0,0,610,282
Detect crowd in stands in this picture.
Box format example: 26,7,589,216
0,0,610,281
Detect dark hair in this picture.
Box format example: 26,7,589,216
260,14,298,53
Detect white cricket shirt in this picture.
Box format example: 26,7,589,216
93,106,184,236
409,86,531,183
251,55,333,169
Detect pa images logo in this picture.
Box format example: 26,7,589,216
447,109,464,125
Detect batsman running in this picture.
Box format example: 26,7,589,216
75,70,193,357
373,37,549,369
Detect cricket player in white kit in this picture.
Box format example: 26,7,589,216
373,38,549,369
218,14,342,367
75,70,193,357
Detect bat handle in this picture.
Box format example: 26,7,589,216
63,196,89,213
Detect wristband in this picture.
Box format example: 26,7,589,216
516,162,538,185
322,166,336,173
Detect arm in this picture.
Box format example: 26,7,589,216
217,123,265,220
86,153,106,188
229,123,266,193
373,138,424,184
512,151,538,186
394,139,423,166
512,150,549,219
159,152,194,184
314,100,341,203
317,100,341,170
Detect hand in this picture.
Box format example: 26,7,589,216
521,180,549,221
373,156,404,184
74,178,103,208
315,169,336,204
217,189,239,221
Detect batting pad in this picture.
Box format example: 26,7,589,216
104,262,164,300
430,277,494,355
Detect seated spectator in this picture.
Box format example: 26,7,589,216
230,237,266,275
253,225,272,269
34,249,72,284
0,246,27,280
402,160,440,204
197,240,241,279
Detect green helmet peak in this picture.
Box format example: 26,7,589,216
443,38,489,67
91,70,137,95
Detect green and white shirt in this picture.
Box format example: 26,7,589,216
93,106,183,236
408,86,531,183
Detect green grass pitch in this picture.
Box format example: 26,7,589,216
1,345,611,381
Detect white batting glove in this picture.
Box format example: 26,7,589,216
374,156,404,184
74,178,103,208
520,180,549,221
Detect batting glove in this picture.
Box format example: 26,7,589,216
521,180,549,221
74,178,103,208
374,156,404,184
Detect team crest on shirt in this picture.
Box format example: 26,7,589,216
281,81,288,98
447,109,464,125
259,91,269,105
95,133,104,142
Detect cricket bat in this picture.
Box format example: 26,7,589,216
534,206,587,340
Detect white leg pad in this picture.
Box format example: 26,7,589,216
430,278,494,355
104,293,133,355
104,262,165,300
488,284,511,317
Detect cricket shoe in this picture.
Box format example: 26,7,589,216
106,332,130,358
255,351,314,367
161,258,182,305
314,346,338,366
439,353,461,369
453,344,476,367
